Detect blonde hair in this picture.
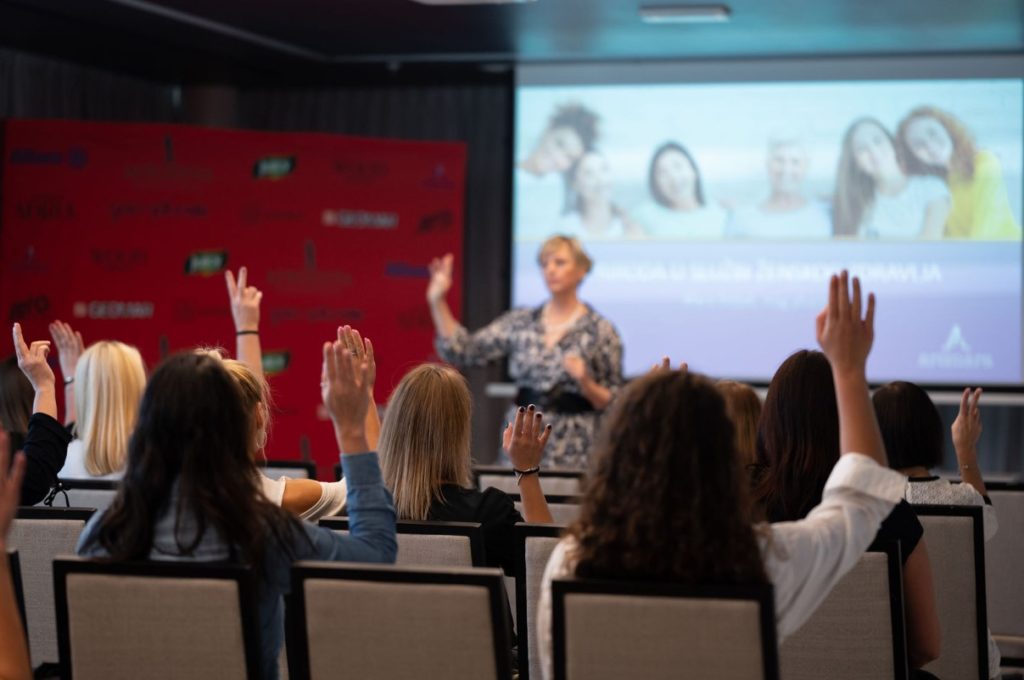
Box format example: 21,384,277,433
219,359,270,458
716,380,762,468
74,341,147,476
537,234,593,274
379,364,473,520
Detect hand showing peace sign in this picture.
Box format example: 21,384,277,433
225,266,262,332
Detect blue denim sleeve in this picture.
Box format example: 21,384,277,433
295,451,397,564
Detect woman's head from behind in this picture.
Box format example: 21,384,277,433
716,380,762,468
834,118,902,236
379,363,473,520
873,381,943,472
753,350,838,522
0,355,33,434
896,106,977,181
570,369,766,585
649,142,706,210
74,341,147,476
219,359,271,463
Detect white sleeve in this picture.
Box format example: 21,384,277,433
763,453,906,639
537,538,576,680
297,480,349,522
259,474,287,506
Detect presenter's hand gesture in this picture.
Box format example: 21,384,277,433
48,320,84,381
503,405,552,471
225,266,262,332
426,253,454,305
952,387,983,459
563,353,588,382
816,270,874,376
321,340,371,452
338,325,375,394
12,323,56,390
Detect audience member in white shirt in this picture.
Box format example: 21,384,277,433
538,271,905,679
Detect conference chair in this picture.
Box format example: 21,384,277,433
509,494,581,526
780,540,908,680
985,482,1024,667
515,523,564,680
285,561,513,680
57,479,119,514
53,558,261,680
263,460,317,480
474,465,584,496
332,463,343,482
915,505,989,680
9,507,95,667
551,578,779,680
319,517,486,567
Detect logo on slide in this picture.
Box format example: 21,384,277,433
184,251,228,276
253,156,296,180
918,324,993,371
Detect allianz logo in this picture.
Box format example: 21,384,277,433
917,324,993,370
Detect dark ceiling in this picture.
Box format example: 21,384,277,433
1,0,1022,84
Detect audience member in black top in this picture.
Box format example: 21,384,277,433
751,349,941,670
11,324,71,505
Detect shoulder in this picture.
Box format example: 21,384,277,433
879,499,924,543
972,150,1004,179
584,307,622,340
501,307,539,326
476,487,520,523
544,536,578,581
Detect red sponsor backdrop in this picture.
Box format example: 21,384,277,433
0,119,465,477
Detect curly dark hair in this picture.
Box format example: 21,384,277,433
568,370,768,585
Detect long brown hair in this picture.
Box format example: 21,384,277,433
833,117,898,236
896,105,977,181
569,370,767,585
0,356,33,433
716,380,762,469
379,363,473,520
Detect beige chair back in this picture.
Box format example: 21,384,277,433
320,518,485,567
917,505,988,680
780,541,907,679
513,495,581,526
552,578,779,680
286,561,513,680
58,480,119,514
475,466,583,496
986,483,1024,660
9,507,94,666
515,524,563,680
53,557,259,680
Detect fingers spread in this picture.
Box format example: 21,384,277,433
237,266,248,290
852,276,862,320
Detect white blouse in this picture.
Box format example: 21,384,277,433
536,453,905,679
259,475,348,522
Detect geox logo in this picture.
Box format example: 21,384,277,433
184,251,228,276
262,351,291,376
253,156,296,180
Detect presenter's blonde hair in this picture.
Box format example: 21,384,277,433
74,341,147,476
537,234,593,274
379,363,473,520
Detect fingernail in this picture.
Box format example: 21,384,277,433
546,425,552,430
518,407,525,413
528,403,535,410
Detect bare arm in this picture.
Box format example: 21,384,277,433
48,320,84,426
225,266,264,382
504,406,554,524
903,540,942,668
920,197,951,239
0,433,32,680
427,253,461,340
280,478,325,516
952,387,987,498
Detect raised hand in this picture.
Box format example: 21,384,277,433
426,253,454,305
952,387,983,459
338,326,376,392
48,320,84,381
12,323,56,390
225,266,262,332
503,405,553,471
650,356,688,373
563,353,587,382
815,270,875,375
321,340,371,453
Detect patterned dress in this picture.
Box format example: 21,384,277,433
436,304,624,469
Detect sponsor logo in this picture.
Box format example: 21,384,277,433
15,196,75,221
334,159,389,183
417,209,454,233
111,202,208,221
253,155,296,180
423,163,456,190
11,246,47,274
8,296,50,323
123,136,213,185
385,262,429,279
91,249,148,272
184,251,228,276
322,209,398,230
73,301,155,320
9,146,88,169
918,324,994,370
240,204,304,225
262,351,291,376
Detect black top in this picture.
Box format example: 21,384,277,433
428,485,524,574
17,413,72,506
877,500,924,565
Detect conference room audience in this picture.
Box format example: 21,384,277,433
76,344,397,680
751,349,942,672
538,271,907,678
0,430,31,680
222,267,349,520
58,340,146,480
10,325,70,506
716,379,761,468
874,381,1002,677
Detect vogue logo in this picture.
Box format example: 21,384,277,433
9,147,88,169
184,251,228,276
322,209,398,230
253,156,296,180
15,196,75,221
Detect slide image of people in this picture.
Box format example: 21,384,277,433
631,141,728,238
516,102,600,239
728,136,832,239
897,106,1022,240
557,151,640,240
833,118,950,239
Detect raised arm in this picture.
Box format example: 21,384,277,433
0,433,31,680
338,326,380,451
225,266,264,383
503,405,554,524
48,320,84,426
952,387,986,498
427,253,460,340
